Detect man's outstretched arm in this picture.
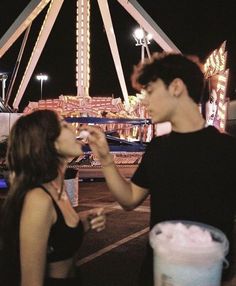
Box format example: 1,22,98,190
85,126,149,210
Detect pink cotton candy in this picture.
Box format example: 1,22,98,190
77,130,90,140
155,222,218,249
150,221,229,285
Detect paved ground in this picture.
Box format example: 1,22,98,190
76,181,236,286
76,181,150,286
1,180,236,285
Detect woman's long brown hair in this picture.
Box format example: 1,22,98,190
0,110,62,285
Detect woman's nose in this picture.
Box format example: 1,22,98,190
69,124,76,132
141,96,148,106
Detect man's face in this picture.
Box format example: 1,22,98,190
142,79,176,124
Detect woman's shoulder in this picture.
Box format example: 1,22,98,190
21,187,56,235
26,186,52,201
23,187,54,215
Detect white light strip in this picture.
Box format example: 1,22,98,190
97,0,129,106
13,0,65,109
0,0,51,58
76,0,90,97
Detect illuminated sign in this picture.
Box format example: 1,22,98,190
204,41,229,131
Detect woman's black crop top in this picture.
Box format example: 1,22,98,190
40,185,84,263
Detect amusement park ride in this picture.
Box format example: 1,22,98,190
0,0,180,109
0,0,231,180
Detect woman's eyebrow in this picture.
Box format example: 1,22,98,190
59,118,66,124
145,86,152,93
144,82,152,90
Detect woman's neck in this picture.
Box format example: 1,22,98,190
44,163,67,198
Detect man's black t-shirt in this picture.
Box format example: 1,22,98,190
132,126,236,282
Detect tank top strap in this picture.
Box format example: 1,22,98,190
39,185,61,215
39,184,53,197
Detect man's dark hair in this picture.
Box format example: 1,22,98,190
131,52,205,104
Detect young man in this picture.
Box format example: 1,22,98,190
86,52,236,285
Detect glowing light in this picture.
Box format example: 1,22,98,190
36,74,48,81
146,33,153,41
76,0,90,97
204,42,228,131
36,73,48,100
134,28,144,40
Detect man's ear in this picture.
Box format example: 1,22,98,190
169,78,185,98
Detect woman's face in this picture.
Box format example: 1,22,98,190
54,119,83,158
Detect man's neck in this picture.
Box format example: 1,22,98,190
171,102,206,133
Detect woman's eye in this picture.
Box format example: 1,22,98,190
61,123,68,128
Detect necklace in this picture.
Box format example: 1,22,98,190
57,189,68,201
49,181,68,201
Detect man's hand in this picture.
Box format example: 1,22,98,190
80,125,114,167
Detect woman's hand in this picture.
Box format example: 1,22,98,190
87,208,106,232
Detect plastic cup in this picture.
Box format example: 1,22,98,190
64,176,79,207
149,220,229,286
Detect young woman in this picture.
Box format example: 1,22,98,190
0,110,105,286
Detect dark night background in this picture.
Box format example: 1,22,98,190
0,0,236,111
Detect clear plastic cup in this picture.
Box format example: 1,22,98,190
64,176,79,207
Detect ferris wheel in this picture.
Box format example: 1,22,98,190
0,0,180,109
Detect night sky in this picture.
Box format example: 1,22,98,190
0,0,236,111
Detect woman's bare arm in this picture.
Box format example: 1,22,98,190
20,188,55,286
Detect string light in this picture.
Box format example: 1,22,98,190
76,0,90,97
